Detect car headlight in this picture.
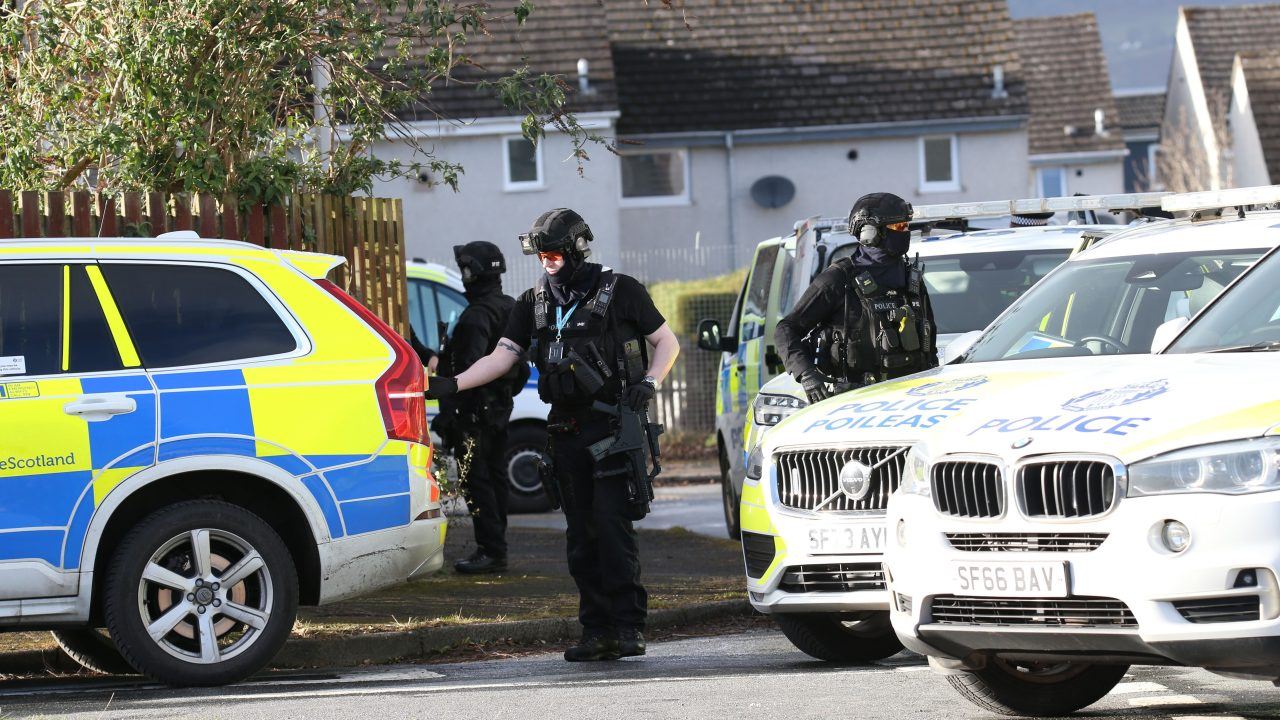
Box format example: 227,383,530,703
898,446,931,497
1128,437,1280,497
752,393,808,427
745,445,765,485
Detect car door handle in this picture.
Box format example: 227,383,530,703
64,396,137,422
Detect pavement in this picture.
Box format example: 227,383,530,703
0,467,735,675
2,629,1273,719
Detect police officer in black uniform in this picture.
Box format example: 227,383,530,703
426,209,680,662
776,192,938,403
412,242,519,574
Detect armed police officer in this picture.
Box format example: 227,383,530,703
426,209,679,662
775,192,938,403
413,242,522,574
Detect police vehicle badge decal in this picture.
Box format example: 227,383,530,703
906,376,990,396
1062,379,1169,412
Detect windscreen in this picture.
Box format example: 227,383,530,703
962,249,1263,363
1168,249,1280,353
826,244,1069,334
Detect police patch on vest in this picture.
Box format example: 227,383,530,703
872,300,898,313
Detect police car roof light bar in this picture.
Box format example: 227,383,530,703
1160,185,1280,213
912,192,1171,222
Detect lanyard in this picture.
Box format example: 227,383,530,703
554,302,579,342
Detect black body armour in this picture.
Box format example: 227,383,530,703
531,272,644,406
440,292,526,404
826,257,935,383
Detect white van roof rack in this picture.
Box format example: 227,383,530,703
1161,185,1280,214
913,192,1171,222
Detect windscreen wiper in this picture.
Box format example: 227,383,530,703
1208,341,1280,353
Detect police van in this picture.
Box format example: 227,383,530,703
0,235,444,685
406,261,550,512
743,189,1280,663
702,196,1153,540
885,187,1280,716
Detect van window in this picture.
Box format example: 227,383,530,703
0,264,61,377
435,286,467,341
741,246,780,341
103,264,297,368
407,279,435,347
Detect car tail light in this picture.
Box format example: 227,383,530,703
316,280,429,445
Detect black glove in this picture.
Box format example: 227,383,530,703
798,368,831,404
425,376,458,400
623,380,656,411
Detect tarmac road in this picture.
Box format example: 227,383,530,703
1,629,1275,719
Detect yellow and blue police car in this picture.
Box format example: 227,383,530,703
0,232,444,685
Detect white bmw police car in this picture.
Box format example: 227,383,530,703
744,188,1280,664
885,189,1280,715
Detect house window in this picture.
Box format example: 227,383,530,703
503,136,543,191
919,135,959,192
620,149,689,205
1147,144,1161,190
1036,167,1067,197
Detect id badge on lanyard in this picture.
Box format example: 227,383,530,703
546,302,579,363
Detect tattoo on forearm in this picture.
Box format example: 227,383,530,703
499,340,522,356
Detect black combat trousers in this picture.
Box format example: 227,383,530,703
461,418,511,559
550,407,647,635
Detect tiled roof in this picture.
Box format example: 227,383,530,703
397,0,618,122
602,0,1028,136
1114,92,1166,131
1183,3,1280,117
1239,50,1280,182
1013,14,1124,156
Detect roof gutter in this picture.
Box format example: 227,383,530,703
1029,149,1130,166
619,115,1028,148
334,110,621,142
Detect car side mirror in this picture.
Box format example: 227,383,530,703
765,345,784,374
697,319,728,352
1150,316,1190,353
940,330,983,365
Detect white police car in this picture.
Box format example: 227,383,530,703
718,195,1159,540
742,189,1280,663
885,188,1280,715
406,261,550,512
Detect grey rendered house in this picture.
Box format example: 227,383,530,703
602,0,1032,278
1013,13,1126,198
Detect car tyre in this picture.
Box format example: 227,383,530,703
50,629,134,675
774,611,902,662
719,440,740,540
103,500,298,686
505,423,551,514
945,659,1128,716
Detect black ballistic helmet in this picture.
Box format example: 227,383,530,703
519,208,594,260
847,192,914,247
453,241,506,282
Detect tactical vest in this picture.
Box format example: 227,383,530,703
825,257,935,383
530,271,645,406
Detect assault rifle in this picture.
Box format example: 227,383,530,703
589,399,664,519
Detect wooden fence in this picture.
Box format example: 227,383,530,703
0,190,409,335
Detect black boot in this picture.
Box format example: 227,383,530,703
617,629,646,658
454,551,507,574
564,633,620,662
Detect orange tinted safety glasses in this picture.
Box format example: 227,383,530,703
538,251,564,262
886,222,909,232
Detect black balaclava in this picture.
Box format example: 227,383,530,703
546,252,600,306
463,274,502,301
454,240,506,301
